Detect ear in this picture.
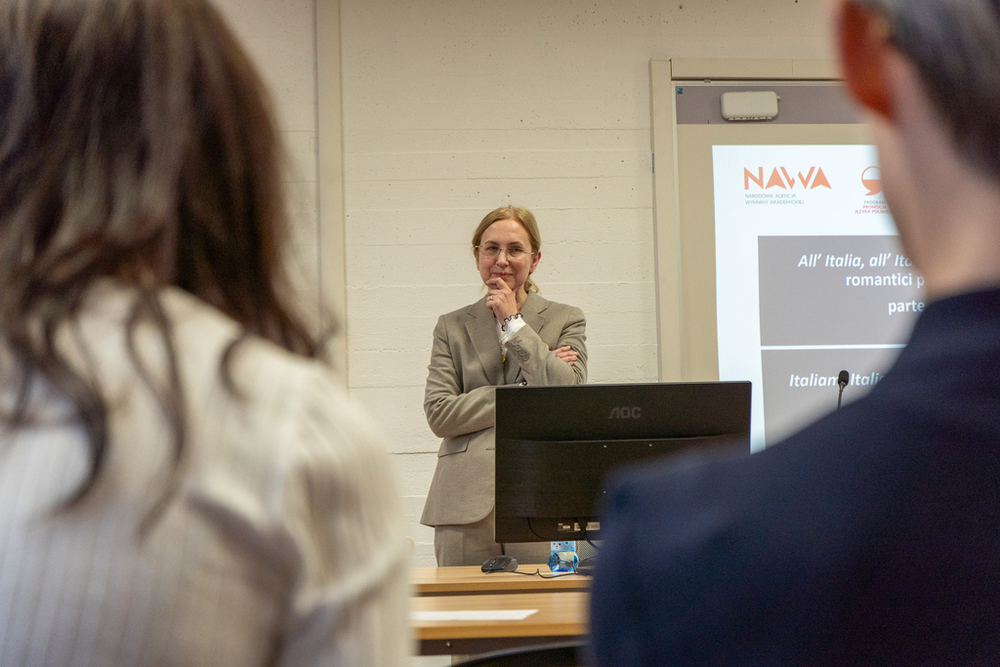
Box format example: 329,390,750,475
836,0,893,119
528,249,541,274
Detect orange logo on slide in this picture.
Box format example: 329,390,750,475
861,166,882,195
743,167,832,190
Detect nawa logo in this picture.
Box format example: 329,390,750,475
744,166,832,190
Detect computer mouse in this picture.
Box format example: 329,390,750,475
481,555,518,573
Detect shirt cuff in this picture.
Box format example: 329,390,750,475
500,314,527,343
497,317,527,345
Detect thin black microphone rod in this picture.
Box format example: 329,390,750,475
837,370,850,410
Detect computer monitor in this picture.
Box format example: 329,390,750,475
494,381,752,543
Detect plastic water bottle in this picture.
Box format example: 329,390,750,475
548,541,578,573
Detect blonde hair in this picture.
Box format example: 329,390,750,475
471,206,542,293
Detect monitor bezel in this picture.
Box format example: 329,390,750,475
494,381,752,543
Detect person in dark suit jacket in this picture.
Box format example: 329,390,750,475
590,1,1000,664
420,206,588,566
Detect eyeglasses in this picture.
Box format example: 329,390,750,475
475,244,534,260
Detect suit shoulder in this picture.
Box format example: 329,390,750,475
525,293,584,318
552,301,585,319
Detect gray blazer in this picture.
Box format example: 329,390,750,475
420,292,587,527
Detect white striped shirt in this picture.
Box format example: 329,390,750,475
0,283,409,666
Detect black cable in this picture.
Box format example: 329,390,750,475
525,517,549,541
483,567,580,578
579,522,600,552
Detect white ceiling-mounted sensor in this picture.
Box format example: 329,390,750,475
720,91,779,121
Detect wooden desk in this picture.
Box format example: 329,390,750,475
412,565,591,595
412,590,587,656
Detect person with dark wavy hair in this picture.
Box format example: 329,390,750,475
0,0,408,665
591,1,1000,664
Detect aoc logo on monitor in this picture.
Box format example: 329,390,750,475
743,166,832,190
609,406,642,419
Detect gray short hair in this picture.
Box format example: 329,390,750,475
856,0,1000,175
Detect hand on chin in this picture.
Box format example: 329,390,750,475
485,276,519,321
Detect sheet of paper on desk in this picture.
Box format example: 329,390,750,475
411,610,538,622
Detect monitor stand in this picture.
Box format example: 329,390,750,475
575,557,597,577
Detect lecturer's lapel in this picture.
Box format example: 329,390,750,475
466,299,503,385
520,292,548,336
507,292,549,385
